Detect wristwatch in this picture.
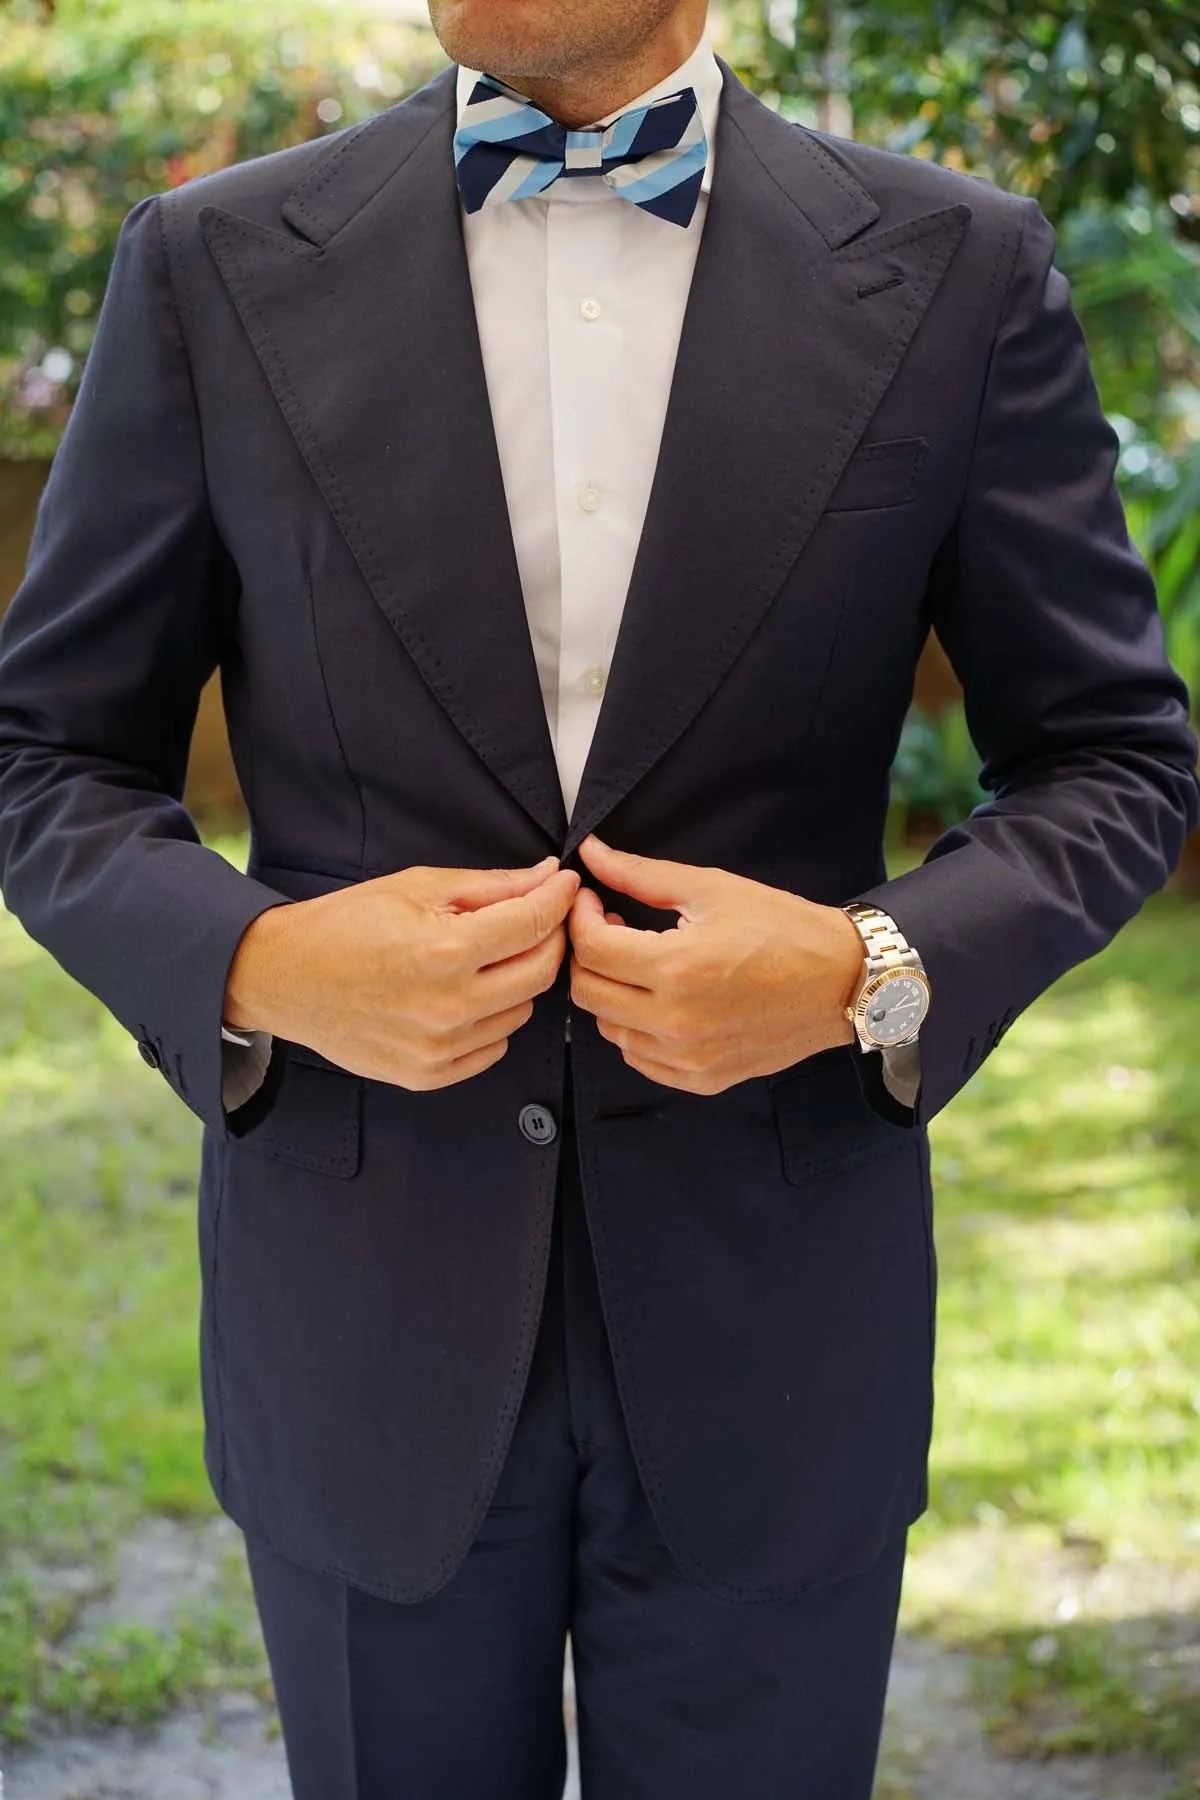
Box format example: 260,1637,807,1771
841,902,931,1052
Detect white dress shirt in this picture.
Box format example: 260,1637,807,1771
221,27,919,1114
455,28,723,818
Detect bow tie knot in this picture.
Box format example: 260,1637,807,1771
454,76,707,229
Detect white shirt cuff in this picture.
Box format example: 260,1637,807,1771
880,1039,921,1111
221,1026,275,1113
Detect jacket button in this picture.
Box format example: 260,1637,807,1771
519,1103,558,1146
137,1039,162,1069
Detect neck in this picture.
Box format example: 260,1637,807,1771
514,15,706,128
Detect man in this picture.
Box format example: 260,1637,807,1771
0,0,1195,1791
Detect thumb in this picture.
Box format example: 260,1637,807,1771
419,856,567,913
577,835,711,918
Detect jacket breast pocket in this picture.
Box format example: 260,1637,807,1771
769,1045,915,1184
231,1041,363,1179
825,436,930,513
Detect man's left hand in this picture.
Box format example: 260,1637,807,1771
568,834,865,1094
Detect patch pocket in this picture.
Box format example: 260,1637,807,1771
231,1042,363,1178
825,437,930,513
769,1045,915,1184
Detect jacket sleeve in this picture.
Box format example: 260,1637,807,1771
850,194,1200,1129
0,192,295,1137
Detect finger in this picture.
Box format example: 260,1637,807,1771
570,965,676,1035
569,885,607,929
570,887,627,929
474,926,567,1013
595,1017,707,1064
420,1036,511,1089
577,834,711,917
427,996,537,1054
615,1047,708,1093
569,891,677,983
467,869,581,968
433,856,562,912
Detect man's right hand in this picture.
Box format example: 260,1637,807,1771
223,857,580,1091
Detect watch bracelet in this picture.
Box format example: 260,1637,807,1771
842,901,921,974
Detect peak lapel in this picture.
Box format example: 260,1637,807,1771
198,67,569,844
563,60,970,853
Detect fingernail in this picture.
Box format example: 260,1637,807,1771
533,855,558,868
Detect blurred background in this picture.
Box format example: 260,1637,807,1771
1,2,1198,1795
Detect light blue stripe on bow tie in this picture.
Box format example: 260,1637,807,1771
603,108,647,160
611,137,708,207
507,159,562,202
454,76,708,229
453,103,550,148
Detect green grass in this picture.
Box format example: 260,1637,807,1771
901,875,1200,1784
1,831,1199,1769
922,914,1200,1555
974,1618,1197,1763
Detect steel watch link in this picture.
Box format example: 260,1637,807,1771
841,901,932,1052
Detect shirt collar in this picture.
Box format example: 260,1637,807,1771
454,23,723,197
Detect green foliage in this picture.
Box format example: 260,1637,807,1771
1051,203,1200,706
1129,452,1200,708
974,1618,1200,1767
1054,206,1200,710
0,0,447,457
729,2,1200,721
889,703,987,842
731,0,1200,225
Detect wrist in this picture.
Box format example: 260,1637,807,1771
223,903,293,1035
828,903,867,1016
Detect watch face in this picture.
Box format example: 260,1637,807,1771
860,972,930,1046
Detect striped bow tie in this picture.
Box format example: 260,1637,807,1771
453,75,707,229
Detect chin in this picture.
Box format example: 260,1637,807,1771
430,0,578,79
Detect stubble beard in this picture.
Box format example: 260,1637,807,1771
428,0,681,90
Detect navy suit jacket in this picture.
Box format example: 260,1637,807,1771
0,57,1196,1604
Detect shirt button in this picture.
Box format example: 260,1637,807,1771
580,296,602,322
519,1103,558,1146
137,1038,162,1069
581,665,606,697
577,486,601,513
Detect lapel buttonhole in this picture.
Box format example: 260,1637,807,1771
857,270,906,299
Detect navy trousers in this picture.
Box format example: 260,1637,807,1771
243,1057,908,1799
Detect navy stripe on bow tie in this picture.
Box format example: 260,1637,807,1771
453,76,707,228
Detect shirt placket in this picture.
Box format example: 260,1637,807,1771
545,190,626,827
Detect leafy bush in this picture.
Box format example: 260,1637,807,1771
728,1,1200,725
1059,205,1200,715
888,703,987,845
731,0,1200,228
0,0,447,457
